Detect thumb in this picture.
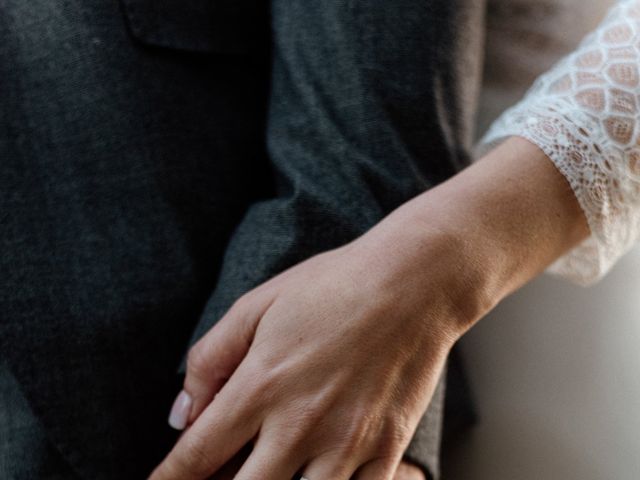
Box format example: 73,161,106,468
169,287,276,430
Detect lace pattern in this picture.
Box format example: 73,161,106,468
480,0,640,285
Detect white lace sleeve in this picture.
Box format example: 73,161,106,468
479,0,640,285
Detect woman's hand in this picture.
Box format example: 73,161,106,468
150,137,590,480
150,219,466,479
202,443,427,479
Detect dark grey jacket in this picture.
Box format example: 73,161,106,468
0,0,484,478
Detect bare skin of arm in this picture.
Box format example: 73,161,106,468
150,136,589,480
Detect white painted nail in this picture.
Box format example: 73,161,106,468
168,390,192,430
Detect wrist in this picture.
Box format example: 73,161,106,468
390,206,499,335
355,137,589,339
352,208,494,343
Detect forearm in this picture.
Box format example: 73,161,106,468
356,136,589,338
481,0,640,284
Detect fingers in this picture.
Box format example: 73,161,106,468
299,452,361,480
353,457,402,480
231,431,301,480
182,288,276,426
390,460,428,480
208,444,252,480
150,379,262,480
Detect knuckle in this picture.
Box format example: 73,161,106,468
325,465,355,479
180,432,218,474
374,419,412,459
274,411,315,450
374,438,404,462
186,342,211,380
338,408,375,455
230,293,252,315
295,406,326,437
238,357,279,406
266,396,334,456
394,461,428,480
290,388,340,434
337,408,410,460
160,452,198,479
276,419,307,446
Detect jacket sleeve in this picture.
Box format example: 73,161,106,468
184,1,487,477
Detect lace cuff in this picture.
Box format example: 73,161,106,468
478,0,640,285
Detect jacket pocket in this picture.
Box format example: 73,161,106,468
119,0,263,54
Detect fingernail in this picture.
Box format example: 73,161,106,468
168,390,192,430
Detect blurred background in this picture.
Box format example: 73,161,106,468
444,1,640,478
445,250,640,479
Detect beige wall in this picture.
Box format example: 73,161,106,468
447,1,640,478
446,248,640,479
